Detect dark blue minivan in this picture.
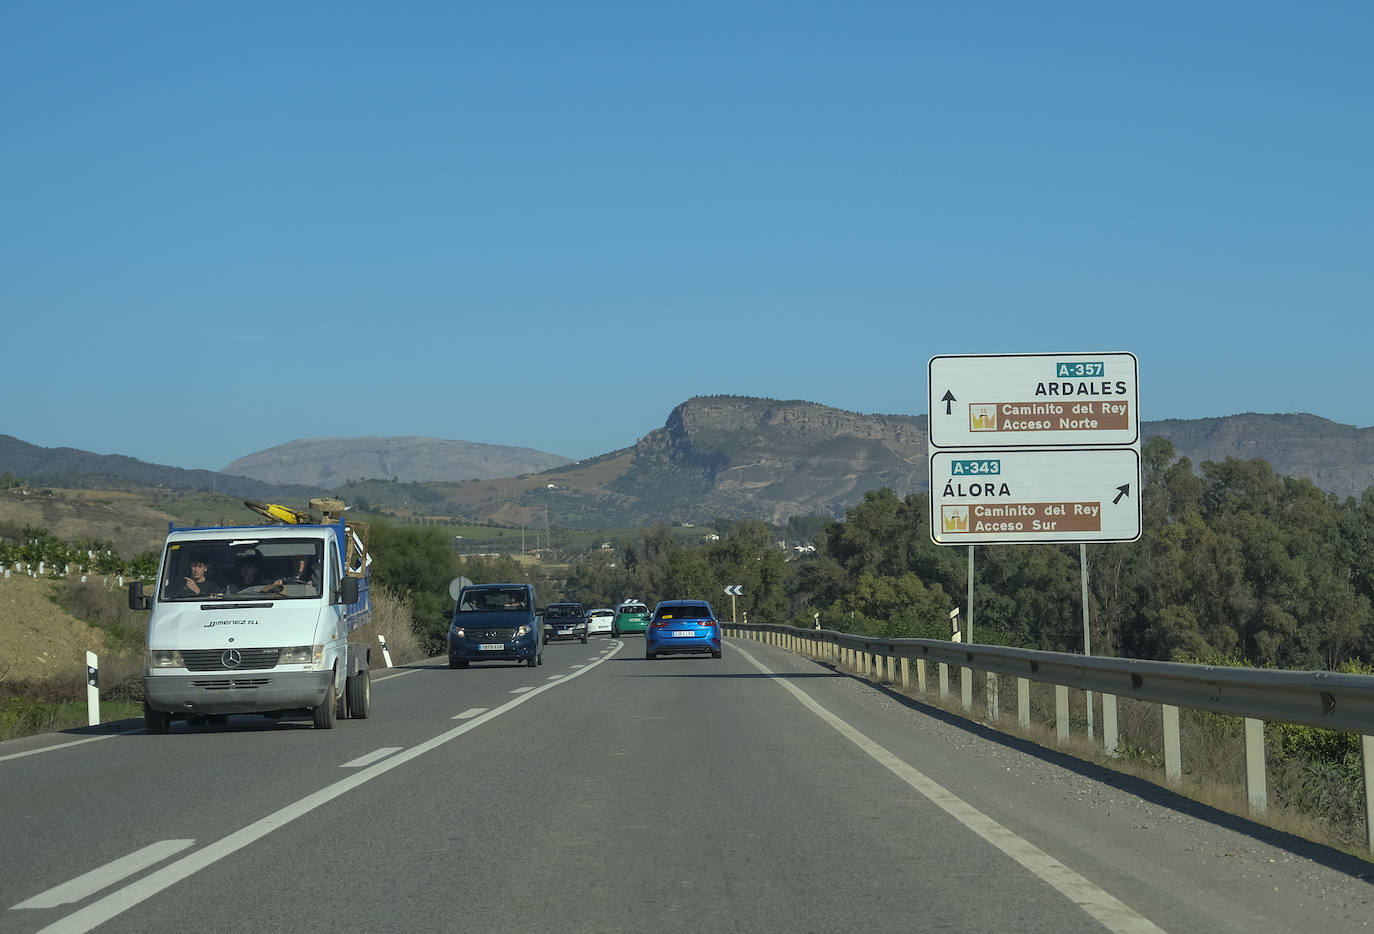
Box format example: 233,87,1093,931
448,583,543,668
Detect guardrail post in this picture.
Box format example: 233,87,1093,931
900,657,910,690
987,672,999,720
1056,684,1069,741
917,658,928,693
938,660,949,699
1244,718,1267,816
961,667,972,711
1018,678,1030,728
886,655,895,684
1103,693,1118,756
1163,704,1182,785
1363,735,1373,853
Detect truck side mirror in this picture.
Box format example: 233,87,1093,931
338,576,360,605
128,581,150,611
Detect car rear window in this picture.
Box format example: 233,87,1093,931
619,604,648,614
656,603,712,620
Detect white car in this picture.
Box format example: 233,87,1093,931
586,607,615,636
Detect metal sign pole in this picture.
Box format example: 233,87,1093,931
967,545,974,645
1081,543,1094,739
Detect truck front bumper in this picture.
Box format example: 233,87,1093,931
143,670,332,716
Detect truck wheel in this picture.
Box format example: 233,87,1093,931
526,655,537,668
346,669,371,719
313,677,338,730
144,703,171,735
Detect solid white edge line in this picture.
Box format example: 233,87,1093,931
339,747,402,769
13,840,195,909
0,729,144,765
36,641,624,934
731,643,1168,934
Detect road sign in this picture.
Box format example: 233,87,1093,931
929,449,1142,544
723,584,743,597
929,352,1139,449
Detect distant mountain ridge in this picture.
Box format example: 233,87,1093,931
223,436,573,488
4,400,1372,529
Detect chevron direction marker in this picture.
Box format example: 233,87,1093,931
723,584,743,597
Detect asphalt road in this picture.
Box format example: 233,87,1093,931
1,636,1370,934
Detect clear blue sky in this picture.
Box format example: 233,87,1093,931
3,2,1370,471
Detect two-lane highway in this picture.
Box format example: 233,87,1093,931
2,637,1370,933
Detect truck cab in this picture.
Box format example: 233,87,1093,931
130,517,373,733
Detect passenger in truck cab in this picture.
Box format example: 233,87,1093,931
273,554,320,593
227,550,268,594
172,553,222,598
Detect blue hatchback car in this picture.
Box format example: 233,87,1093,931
645,599,722,660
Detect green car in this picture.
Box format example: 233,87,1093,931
611,599,651,637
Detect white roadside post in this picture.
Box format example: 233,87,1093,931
86,651,99,726
378,634,394,668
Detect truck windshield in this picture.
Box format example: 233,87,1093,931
160,538,326,601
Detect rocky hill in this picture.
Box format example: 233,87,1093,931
4,400,1371,530
223,436,572,489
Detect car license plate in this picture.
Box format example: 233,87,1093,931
559,628,574,635
672,630,696,637
479,643,504,651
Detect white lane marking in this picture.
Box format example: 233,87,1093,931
36,640,624,934
13,840,195,909
509,686,535,694
452,708,488,720
340,748,401,768
545,675,563,681
568,664,585,669
0,729,143,765
732,644,1168,934
371,668,419,683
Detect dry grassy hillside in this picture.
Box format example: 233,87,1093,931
0,574,110,683
0,487,172,556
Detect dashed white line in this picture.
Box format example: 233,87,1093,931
32,642,623,933
452,708,488,720
340,747,402,768
13,840,195,909
509,686,535,694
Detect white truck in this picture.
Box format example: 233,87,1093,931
129,510,374,733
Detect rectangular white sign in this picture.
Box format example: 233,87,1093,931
930,449,1142,544
929,352,1139,449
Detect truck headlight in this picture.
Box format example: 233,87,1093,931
451,626,466,639
279,645,325,667
146,650,185,668
512,624,531,639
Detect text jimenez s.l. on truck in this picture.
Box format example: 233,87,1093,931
129,512,374,733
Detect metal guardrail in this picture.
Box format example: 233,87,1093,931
726,623,1374,851
735,624,1374,734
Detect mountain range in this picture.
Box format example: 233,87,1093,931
3,397,1371,529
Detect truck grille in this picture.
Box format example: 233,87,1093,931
181,648,283,671
190,678,272,690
